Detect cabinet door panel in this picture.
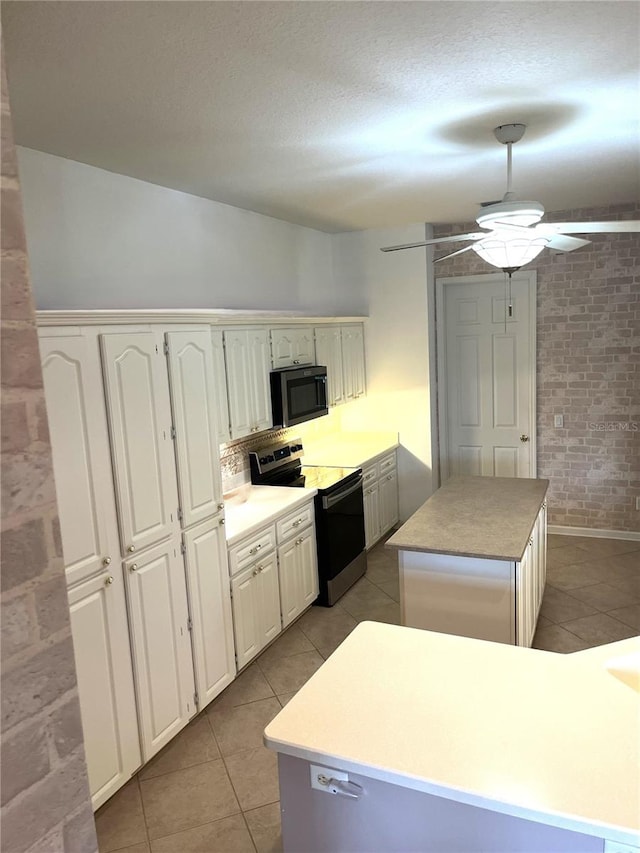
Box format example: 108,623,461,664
342,325,366,401
166,331,223,528
40,333,119,586
248,329,272,432
224,330,253,439
299,529,319,608
364,483,381,550
257,552,281,644
68,571,140,809
125,541,195,760
278,538,300,629
380,470,399,534
294,328,315,366
271,329,296,369
101,333,177,554
211,330,231,444
183,518,235,708
315,326,344,407
231,567,261,670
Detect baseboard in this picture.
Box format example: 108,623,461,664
548,524,640,543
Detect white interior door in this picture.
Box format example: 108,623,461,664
100,332,178,554
165,330,223,528
437,272,536,481
40,331,120,587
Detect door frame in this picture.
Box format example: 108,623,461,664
435,271,537,483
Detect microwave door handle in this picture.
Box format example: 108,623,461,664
322,476,363,509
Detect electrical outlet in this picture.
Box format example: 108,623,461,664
310,763,349,792
554,414,564,428
635,497,640,511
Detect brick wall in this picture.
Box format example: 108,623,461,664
0,47,98,853
433,202,640,532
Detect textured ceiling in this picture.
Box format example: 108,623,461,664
2,1,639,232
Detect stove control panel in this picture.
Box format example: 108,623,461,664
249,438,304,477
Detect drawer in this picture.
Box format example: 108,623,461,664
378,452,397,474
228,525,276,576
277,503,314,542
362,463,379,485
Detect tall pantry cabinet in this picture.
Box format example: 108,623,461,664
40,324,235,810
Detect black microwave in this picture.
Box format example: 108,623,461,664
270,365,328,427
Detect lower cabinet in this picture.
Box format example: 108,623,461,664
182,517,236,708
124,540,196,761
67,571,141,810
278,527,319,629
515,501,547,647
363,451,399,550
231,550,281,670
363,483,381,551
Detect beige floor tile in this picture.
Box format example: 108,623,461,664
532,624,591,653
297,605,357,654
339,577,394,616
545,560,609,591
257,625,314,665
375,578,400,602
573,538,640,558
224,747,280,811
95,779,147,853
608,604,640,630
547,534,575,551
569,583,640,611
277,692,297,707
365,558,399,586
140,759,240,840
212,662,274,710
539,586,598,624
546,546,594,571
561,613,638,644
606,575,640,599
208,697,282,757
244,802,283,853
139,714,220,780
112,845,150,853
149,814,255,853
258,650,324,694
352,601,401,625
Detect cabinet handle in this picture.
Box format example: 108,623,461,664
217,502,224,511
296,537,304,545
130,563,138,572
387,475,393,481
127,545,135,553
252,568,259,576
256,564,264,571
249,544,262,555
293,359,300,365
219,518,225,526
104,575,114,586
102,556,112,566
292,519,302,527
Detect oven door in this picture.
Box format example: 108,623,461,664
317,475,365,581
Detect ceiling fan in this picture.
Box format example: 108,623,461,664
380,123,640,271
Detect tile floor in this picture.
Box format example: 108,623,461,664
96,533,639,853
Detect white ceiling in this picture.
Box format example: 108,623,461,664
2,1,639,232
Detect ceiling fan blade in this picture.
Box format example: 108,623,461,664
435,245,476,263
541,221,640,234
544,234,592,252
380,232,485,253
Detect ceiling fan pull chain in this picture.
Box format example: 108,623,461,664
508,271,513,319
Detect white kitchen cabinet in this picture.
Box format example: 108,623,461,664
100,332,179,555
165,330,224,528
379,468,399,533
231,549,281,670
210,329,231,444
124,540,196,760
67,569,141,810
270,327,315,369
182,517,235,708
314,325,344,407
363,482,381,551
278,527,318,629
224,327,273,438
342,324,366,401
40,331,121,588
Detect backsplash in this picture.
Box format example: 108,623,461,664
220,409,342,491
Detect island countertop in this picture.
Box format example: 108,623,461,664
264,622,640,847
386,475,549,562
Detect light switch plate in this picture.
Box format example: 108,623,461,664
554,414,564,428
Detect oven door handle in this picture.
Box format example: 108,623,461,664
322,476,363,509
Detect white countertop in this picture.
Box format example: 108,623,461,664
224,485,317,545
302,431,399,468
264,622,640,846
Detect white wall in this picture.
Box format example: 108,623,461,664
17,147,365,314
331,225,437,519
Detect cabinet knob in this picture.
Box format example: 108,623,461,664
219,518,225,526
292,519,302,527
249,544,262,554
102,556,112,566
256,564,264,572
387,475,393,481
520,434,529,443
130,563,138,572
104,575,114,586
127,545,135,553
252,568,259,577
217,503,225,511
296,537,304,545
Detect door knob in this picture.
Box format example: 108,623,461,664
520,434,529,443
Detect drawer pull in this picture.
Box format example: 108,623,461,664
249,544,262,555
104,575,114,586
292,518,303,527
252,568,259,577
130,563,138,572
296,538,304,545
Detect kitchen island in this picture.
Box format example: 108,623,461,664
386,476,549,646
264,622,640,852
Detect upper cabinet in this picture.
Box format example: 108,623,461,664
342,324,366,402
210,330,231,445
165,330,224,528
224,328,273,439
270,326,315,369
314,324,365,407
40,331,121,587
100,332,179,555
314,326,345,407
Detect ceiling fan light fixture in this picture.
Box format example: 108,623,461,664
476,200,545,229
472,235,548,270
